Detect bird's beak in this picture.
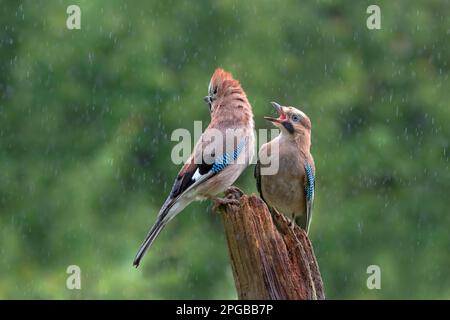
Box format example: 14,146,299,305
264,101,286,123
204,96,210,103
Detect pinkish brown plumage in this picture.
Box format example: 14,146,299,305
255,102,315,233
134,68,255,266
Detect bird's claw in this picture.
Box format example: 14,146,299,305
225,186,243,197
212,197,240,212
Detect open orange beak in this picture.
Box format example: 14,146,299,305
264,101,286,123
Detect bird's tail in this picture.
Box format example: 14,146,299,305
133,195,190,267
133,217,166,267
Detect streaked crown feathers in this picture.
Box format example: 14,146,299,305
208,68,242,97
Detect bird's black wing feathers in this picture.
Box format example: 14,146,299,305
170,161,213,199
254,160,266,202
171,137,248,200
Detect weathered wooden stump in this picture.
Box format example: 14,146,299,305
217,186,325,300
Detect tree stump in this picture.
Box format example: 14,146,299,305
217,186,325,300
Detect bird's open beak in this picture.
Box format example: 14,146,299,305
264,101,286,123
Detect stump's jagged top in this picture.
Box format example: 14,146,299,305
217,186,325,300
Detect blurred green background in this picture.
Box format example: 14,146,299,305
0,0,449,299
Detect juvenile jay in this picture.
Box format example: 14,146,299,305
134,68,255,267
255,102,315,233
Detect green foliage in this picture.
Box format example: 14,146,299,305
0,0,449,299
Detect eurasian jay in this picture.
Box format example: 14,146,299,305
134,68,255,267
255,102,315,233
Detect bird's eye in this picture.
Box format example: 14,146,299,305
212,87,218,95
291,114,301,122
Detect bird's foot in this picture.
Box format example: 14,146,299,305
211,196,240,212
225,186,243,197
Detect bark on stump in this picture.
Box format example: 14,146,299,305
217,186,325,300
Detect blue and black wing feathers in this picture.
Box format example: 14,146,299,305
304,162,315,233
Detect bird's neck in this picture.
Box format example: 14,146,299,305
280,130,311,153
212,94,253,130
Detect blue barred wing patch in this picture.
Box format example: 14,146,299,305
211,139,246,174
304,162,315,201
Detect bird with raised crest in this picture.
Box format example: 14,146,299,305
255,102,315,233
133,68,255,267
